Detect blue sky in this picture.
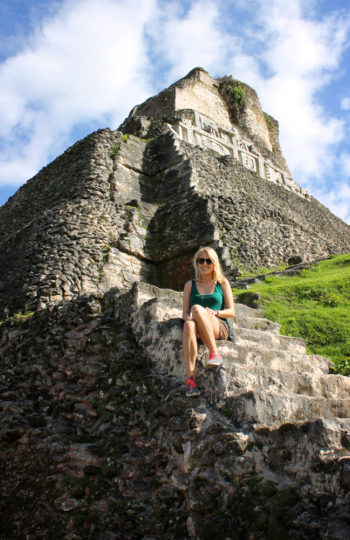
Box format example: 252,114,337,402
1,0,350,223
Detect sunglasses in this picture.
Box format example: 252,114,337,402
197,258,213,265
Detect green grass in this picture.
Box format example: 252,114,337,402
238,263,289,278
233,254,350,375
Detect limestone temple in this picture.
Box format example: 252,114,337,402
0,68,350,538
126,69,309,199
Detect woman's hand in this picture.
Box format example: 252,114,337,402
205,307,217,317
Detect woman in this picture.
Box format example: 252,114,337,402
182,246,235,397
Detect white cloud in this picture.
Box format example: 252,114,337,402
241,0,350,185
1,0,350,225
340,153,350,176
0,0,157,186
312,182,350,224
342,97,350,110
301,155,350,225
152,0,350,197
148,0,239,84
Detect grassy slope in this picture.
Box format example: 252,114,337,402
233,254,350,375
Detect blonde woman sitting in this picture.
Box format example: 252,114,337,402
182,246,235,397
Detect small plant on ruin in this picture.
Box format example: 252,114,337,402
102,245,111,262
13,310,35,319
218,79,246,124
0,310,35,326
109,144,120,159
229,84,245,107
264,112,278,133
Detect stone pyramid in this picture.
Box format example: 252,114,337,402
0,67,349,317
0,67,350,537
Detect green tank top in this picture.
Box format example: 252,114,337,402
190,280,228,326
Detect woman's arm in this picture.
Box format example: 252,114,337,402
217,278,235,319
182,280,193,321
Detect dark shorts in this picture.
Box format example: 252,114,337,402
218,318,229,340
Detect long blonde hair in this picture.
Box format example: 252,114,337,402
193,246,225,283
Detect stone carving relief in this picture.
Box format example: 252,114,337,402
240,152,257,172
202,136,232,156
238,141,248,152
219,131,232,144
172,111,310,199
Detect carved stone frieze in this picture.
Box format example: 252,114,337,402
172,110,310,199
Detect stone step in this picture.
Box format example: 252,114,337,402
232,315,281,334
128,283,350,428
234,303,264,319
217,341,331,375
233,327,306,354
219,390,350,428
222,363,350,400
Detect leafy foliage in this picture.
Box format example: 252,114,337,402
218,79,246,115
229,85,245,107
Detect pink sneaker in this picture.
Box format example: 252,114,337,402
185,376,201,397
206,351,223,369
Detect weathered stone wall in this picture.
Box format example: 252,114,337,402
185,143,350,270
0,128,218,315
0,130,159,316
241,82,272,150
217,76,273,151
125,85,176,126
264,112,284,159
174,68,233,129
123,68,276,155
121,68,305,198
0,129,118,313
1,283,350,538
170,110,303,197
1,125,350,316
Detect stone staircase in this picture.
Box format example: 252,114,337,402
218,309,350,429
127,281,350,434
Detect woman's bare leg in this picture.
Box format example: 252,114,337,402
183,320,198,377
191,305,220,353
